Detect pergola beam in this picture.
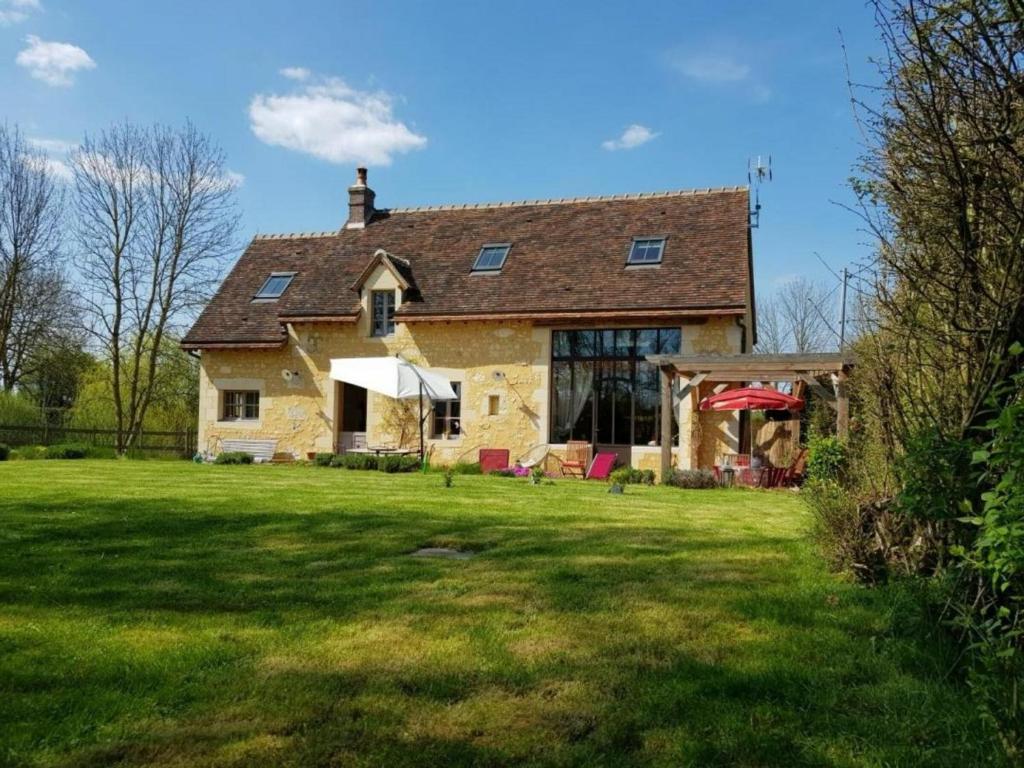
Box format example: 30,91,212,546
797,373,837,412
660,365,674,480
648,353,856,454
676,372,707,400
647,352,852,372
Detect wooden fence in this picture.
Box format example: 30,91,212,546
0,424,197,457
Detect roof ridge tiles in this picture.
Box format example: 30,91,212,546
386,185,746,214
247,185,748,240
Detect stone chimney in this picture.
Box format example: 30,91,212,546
345,167,376,229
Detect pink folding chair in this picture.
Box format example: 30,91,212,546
479,448,510,475
586,452,617,480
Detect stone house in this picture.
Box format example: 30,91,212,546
182,169,756,473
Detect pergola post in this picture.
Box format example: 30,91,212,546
835,371,849,440
660,365,673,481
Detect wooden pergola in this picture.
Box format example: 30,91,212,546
646,353,855,479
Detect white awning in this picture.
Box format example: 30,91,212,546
328,356,457,401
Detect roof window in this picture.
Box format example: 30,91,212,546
627,237,665,265
472,244,511,272
254,272,295,300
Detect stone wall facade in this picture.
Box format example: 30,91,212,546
196,272,742,476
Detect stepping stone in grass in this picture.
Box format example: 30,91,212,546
411,547,474,560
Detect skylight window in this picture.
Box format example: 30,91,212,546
254,272,295,300
473,244,511,272
627,237,665,265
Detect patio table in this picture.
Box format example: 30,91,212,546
347,447,416,457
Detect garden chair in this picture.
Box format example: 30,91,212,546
586,452,617,480
758,466,785,489
783,448,809,486
560,440,592,479
515,443,552,470
479,448,510,475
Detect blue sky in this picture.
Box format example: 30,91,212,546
1,0,881,301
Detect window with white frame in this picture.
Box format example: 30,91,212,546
222,390,259,421
371,290,396,337
432,382,461,439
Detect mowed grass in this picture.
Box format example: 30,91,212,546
0,461,997,767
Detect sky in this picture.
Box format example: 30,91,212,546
0,0,883,308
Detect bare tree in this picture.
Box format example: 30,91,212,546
754,294,787,354
756,278,838,353
0,125,69,391
72,121,238,452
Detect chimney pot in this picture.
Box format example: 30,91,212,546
346,167,375,229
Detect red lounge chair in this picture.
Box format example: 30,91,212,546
479,448,510,475
587,452,617,480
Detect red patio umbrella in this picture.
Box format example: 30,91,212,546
699,386,804,412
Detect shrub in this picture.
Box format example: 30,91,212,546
806,434,849,483
45,443,90,460
313,452,334,467
951,366,1024,757
213,451,253,465
10,445,46,460
896,428,975,522
0,390,43,428
804,479,866,571
610,467,656,485
0,443,8,461
331,453,377,470
443,468,454,487
325,453,418,472
451,461,482,474
665,469,717,489
529,465,545,485
378,454,420,473
489,467,517,477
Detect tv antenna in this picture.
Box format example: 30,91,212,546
747,155,772,228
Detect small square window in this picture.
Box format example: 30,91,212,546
254,272,295,299
627,238,665,265
222,390,259,421
473,244,510,272
488,394,500,416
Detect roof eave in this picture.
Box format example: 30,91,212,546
396,306,747,324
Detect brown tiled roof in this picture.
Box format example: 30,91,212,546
182,186,752,348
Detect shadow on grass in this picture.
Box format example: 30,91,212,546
0,469,999,767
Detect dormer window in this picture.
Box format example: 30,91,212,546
371,290,396,337
472,244,511,272
254,272,295,300
627,238,665,266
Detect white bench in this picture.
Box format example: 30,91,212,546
221,439,278,463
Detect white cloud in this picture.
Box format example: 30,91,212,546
28,136,77,154
0,0,41,26
666,44,772,103
249,74,427,166
15,35,96,87
22,152,72,182
669,51,750,83
25,136,75,183
601,124,659,151
279,66,310,81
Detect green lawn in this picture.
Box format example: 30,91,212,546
0,461,998,767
